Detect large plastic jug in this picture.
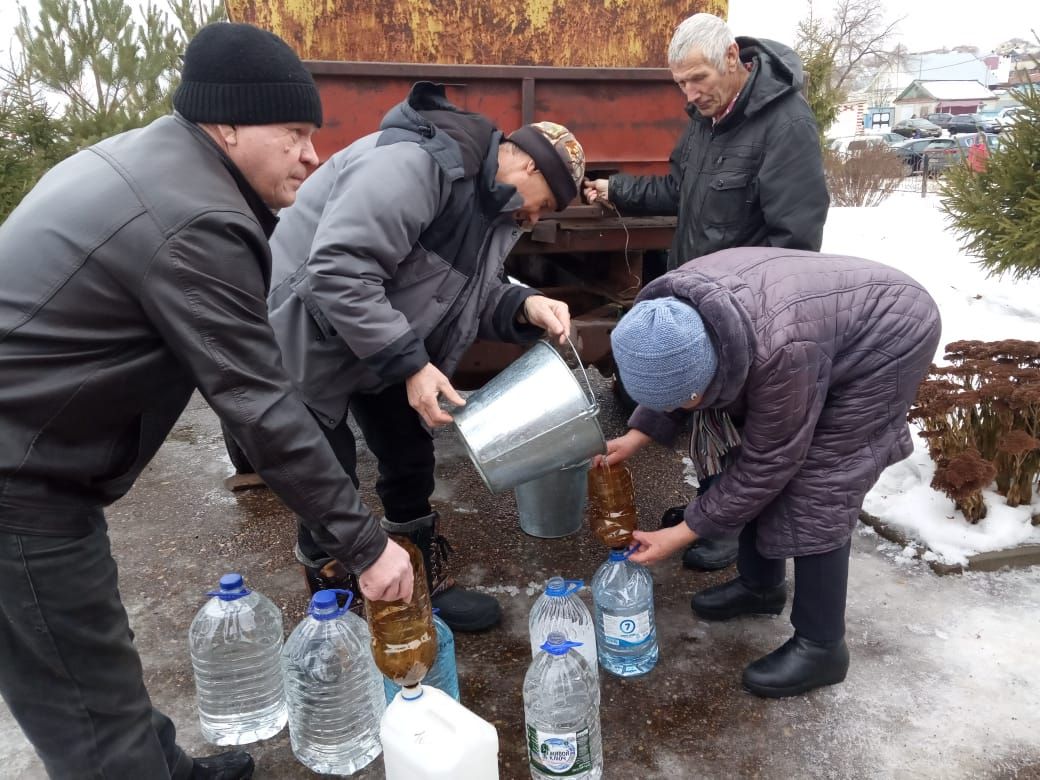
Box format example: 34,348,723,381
188,572,287,745
281,589,385,775
380,683,499,780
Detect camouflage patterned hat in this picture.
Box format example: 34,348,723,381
507,121,586,211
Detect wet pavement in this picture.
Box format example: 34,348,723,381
3,371,1040,779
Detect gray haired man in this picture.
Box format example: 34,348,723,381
584,12,829,571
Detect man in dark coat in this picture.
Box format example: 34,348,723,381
601,247,941,698
584,12,830,571
0,23,412,778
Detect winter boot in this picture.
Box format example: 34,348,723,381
191,750,254,779
384,512,502,633
296,544,365,618
691,576,787,621
682,537,739,571
742,634,850,698
660,506,739,570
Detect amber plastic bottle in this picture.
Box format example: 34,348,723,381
586,462,637,549
363,536,437,688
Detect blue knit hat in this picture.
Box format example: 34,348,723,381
611,297,719,411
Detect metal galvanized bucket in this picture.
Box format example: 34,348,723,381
514,459,590,538
452,338,605,494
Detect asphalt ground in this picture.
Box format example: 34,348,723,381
3,371,1039,779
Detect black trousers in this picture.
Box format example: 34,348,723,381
735,519,852,643
297,382,435,561
0,518,193,779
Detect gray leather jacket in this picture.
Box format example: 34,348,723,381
0,115,386,573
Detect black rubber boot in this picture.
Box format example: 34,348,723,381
691,576,787,621
659,505,686,528
682,537,739,571
296,545,364,617
191,750,254,780
385,512,502,633
742,634,850,698
660,505,739,570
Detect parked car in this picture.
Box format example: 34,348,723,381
828,134,893,157
946,114,980,135
879,132,906,146
892,137,957,174
892,118,943,138
926,112,954,129
974,109,1002,133
997,105,1027,132
972,106,1022,133
930,133,1000,174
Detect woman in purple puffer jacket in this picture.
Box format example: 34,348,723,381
602,246,941,697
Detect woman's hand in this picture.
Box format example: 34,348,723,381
628,523,698,565
594,428,652,468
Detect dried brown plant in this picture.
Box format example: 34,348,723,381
911,340,1040,519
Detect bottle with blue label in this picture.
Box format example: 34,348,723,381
281,589,385,775
383,611,460,702
528,577,598,677
523,632,602,780
591,548,659,677
188,572,287,745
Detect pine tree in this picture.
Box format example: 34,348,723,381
0,0,224,220
0,55,75,219
940,82,1040,280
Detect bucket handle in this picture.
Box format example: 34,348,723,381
559,334,599,419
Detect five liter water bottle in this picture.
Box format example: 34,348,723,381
281,589,386,775
591,549,659,677
188,573,287,745
384,611,460,702
523,632,603,780
528,577,598,676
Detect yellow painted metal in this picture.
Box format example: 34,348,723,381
225,0,728,66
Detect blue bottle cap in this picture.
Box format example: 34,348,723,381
541,631,583,656
311,590,338,610
208,573,250,601
609,549,628,562
545,577,584,597
307,588,354,619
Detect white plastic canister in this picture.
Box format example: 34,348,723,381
380,684,499,780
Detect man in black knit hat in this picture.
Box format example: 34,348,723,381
0,22,413,779
267,83,586,633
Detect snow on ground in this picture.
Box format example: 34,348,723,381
822,191,1040,565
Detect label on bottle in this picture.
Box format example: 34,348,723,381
527,725,593,776
601,610,651,647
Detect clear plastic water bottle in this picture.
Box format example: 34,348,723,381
188,572,287,745
591,549,659,677
384,612,460,702
523,632,602,780
528,577,598,676
281,589,386,775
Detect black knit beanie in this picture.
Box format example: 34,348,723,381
173,22,323,127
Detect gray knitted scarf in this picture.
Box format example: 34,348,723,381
688,408,741,482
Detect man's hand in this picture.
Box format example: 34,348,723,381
593,428,653,468
583,178,610,205
522,295,571,345
358,537,414,602
406,363,466,427
628,523,699,566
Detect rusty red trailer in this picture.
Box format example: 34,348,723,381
226,0,726,384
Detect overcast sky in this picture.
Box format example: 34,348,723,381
0,0,1035,61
